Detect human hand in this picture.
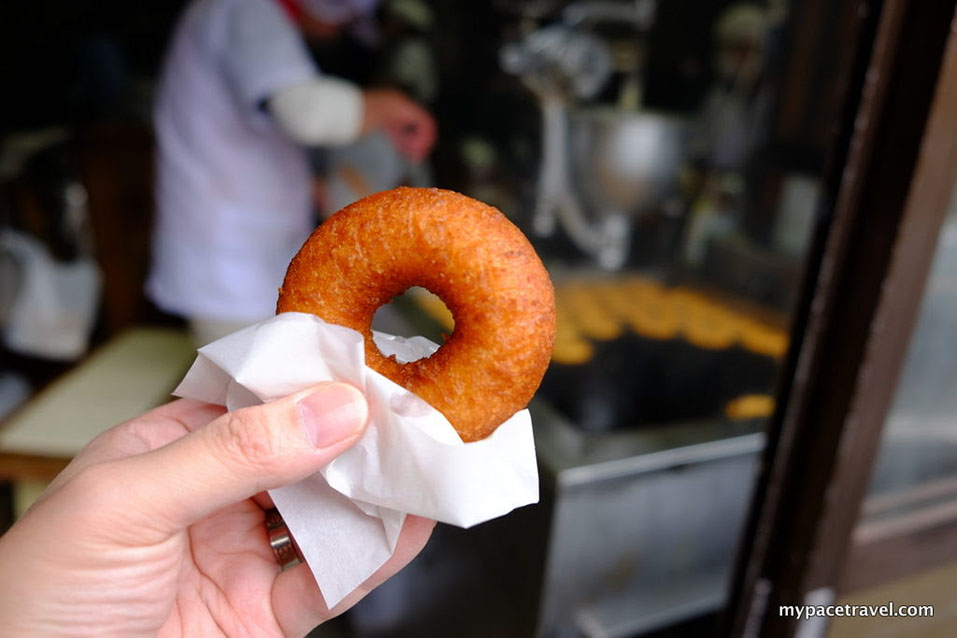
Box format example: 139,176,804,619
361,88,437,163
0,383,435,637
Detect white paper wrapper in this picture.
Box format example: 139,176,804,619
173,312,539,607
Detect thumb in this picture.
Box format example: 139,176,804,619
102,382,368,531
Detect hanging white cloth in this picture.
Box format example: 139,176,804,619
0,229,100,360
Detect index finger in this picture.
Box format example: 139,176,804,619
44,399,226,495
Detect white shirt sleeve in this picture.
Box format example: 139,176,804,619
267,78,364,145
220,0,318,117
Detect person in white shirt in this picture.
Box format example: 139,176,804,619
147,0,436,346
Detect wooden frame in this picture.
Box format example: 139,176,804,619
724,0,957,635
836,20,957,594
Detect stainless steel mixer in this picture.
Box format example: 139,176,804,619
501,1,687,269
570,108,686,220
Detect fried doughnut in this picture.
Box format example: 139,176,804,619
277,187,557,442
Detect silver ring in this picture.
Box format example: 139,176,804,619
265,508,302,568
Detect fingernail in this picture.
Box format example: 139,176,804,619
297,384,368,448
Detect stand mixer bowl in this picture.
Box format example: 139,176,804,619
570,108,687,217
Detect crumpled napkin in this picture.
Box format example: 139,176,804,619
173,312,539,607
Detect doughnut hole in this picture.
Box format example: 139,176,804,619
371,287,455,363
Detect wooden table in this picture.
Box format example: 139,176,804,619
0,327,196,520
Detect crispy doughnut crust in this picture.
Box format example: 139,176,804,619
277,187,557,442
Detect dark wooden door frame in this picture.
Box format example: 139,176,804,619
723,0,957,636
831,9,957,597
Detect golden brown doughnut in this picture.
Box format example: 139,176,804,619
277,187,557,442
